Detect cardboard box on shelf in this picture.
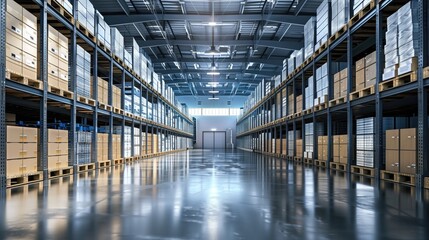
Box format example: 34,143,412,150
7,143,21,160
356,58,365,71
7,159,22,177
386,129,400,149
400,128,416,150
22,143,37,158
386,149,400,172
400,150,416,174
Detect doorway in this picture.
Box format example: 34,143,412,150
202,131,226,149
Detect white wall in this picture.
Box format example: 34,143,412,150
194,116,237,149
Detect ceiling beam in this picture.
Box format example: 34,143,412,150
136,39,302,51
158,69,278,77
105,13,311,26
294,0,310,15
115,0,130,15
151,57,284,66
165,79,260,84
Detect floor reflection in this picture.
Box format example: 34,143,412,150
0,150,429,239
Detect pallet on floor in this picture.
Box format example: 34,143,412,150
48,84,73,99
76,21,96,42
314,159,327,168
98,102,113,111
330,162,347,171
380,170,416,186
7,172,43,188
294,156,303,162
304,158,313,165
349,85,375,100
348,0,376,27
47,0,74,22
97,161,111,169
48,167,74,179
113,158,123,165
6,71,43,90
78,163,96,172
351,165,375,177
77,95,96,106
329,96,346,107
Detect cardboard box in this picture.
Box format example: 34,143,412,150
340,68,348,79
400,150,416,174
340,157,348,164
6,13,23,38
334,72,341,82
22,158,37,174
22,9,37,30
7,0,23,19
356,58,365,71
23,24,37,45
22,143,37,158
333,156,340,163
333,135,340,144
356,69,365,86
23,127,38,143
365,63,376,85
340,135,348,144
386,149,400,172
365,51,377,66
333,144,340,157
386,129,400,149
6,28,22,48
7,143,22,160
6,44,23,75
339,144,348,157
7,126,22,142
48,156,59,170
400,128,416,150
48,26,59,42
7,159,22,177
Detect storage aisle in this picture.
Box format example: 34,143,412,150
0,150,428,239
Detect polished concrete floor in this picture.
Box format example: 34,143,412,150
1,150,429,239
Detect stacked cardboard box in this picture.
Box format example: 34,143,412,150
77,131,91,164
304,76,314,110
97,133,108,162
47,26,69,90
133,128,141,156
333,135,348,164
353,0,372,15
304,123,314,159
331,0,349,34
282,59,288,80
316,0,330,48
113,134,121,159
287,52,296,74
76,0,95,35
356,117,375,168
125,38,141,75
355,51,376,91
296,139,303,157
96,11,111,49
386,128,417,174
140,53,149,82
317,136,328,161
124,49,132,69
111,28,124,60
282,138,287,155
296,95,303,113
275,139,281,154
304,17,316,59
114,126,131,157
76,45,92,97
282,88,287,117
47,129,69,170
315,63,329,105
333,68,348,99
96,77,108,104
383,12,399,80
112,85,121,109
6,0,38,80
6,126,38,177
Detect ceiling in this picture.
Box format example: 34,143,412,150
92,0,322,98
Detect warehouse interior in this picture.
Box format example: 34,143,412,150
1,0,429,238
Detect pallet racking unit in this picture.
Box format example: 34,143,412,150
236,0,429,189
0,0,194,189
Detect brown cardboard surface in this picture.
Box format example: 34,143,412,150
333,135,340,144
340,68,348,79
22,127,38,143
400,128,416,150
365,51,377,66
386,149,400,172
57,130,68,143
7,143,22,160
334,72,341,82
340,157,348,164
7,126,22,142
58,32,68,48
7,0,23,19
333,144,340,157
6,29,22,49
6,44,23,75
58,79,68,90
6,113,16,123
340,79,347,92
58,69,68,82
318,136,324,145
48,39,59,56
356,69,365,86
58,58,68,71
48,26,58,42
6,13,22,37
47,156,59,170
22,158,37,174
7,159,22,177
386,129,400,149
339,144,348,157
365,63,376,83
48,63,59,78
340,135,348,144
22,143,37,158
333,156,340,163
356,83,365,91
23,25,37,46
22,9,37,29
400,150,416,174
58,155,69,168
356,58,365,71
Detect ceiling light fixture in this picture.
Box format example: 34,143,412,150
208,22,217,26
207,72,220,75
205,3,220,55
208,90,220,94
208,95,219,100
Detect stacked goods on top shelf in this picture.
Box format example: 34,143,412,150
315,63,329,105
383,2,419,80
287,89,294,115
296,94,303,113
356,117,374,167
316,0,330,48
331,0,349,33
111,28,124,60
124,38,141,75
304,76,314,110
76,45,92,98
47,129,69,170
6,0,38,80
353,0,371,15
76,0,95,35
112,84,121,109
333,68,348,99
124,49,132,69
48,26,69,90
355,51,376,91
6,126,38,177
282,59,288,80
304,17,316,59
77,131,92,165
288,52,296,74
96,11,111,49
55,0,73,14
140,54,149,82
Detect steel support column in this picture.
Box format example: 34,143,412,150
0,0,7,191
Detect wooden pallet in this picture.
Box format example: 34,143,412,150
287,156,294,161
48,84,73,99
304,158,313,165
7,172,43,188
348,0,375,27
97,161,111,169
47,0,74,23
48,167,74,179
99,102,113,111
315,41,328,56
349,85,375,100
314,160,327,168
6,71,43,90
330,162,347,171
114,158,124,165
113,54,124,65
76,21,96,42
96,40,112,55
77,95,96,106
329,96,346,107
294,157,303,162
379,71,418,92
78,163,96,172
328,24,348,44
303,108,313,115
351,165,375,177
380,170,416,186
125,112,133,118
113,107,124,115
314,103,327,112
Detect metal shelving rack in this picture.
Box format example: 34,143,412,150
0,0,194,189
236,0,428,189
